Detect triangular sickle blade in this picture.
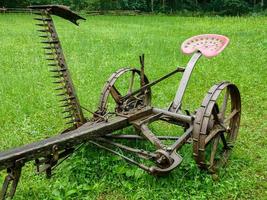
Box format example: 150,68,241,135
29,5,86,26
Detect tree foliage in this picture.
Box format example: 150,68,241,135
0,0,266,15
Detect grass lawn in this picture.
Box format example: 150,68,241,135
0,13,266,199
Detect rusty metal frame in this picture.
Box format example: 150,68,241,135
0,5,241,199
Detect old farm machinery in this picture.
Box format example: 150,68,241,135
0,5,241,199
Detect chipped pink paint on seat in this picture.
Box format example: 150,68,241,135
181,34,229,58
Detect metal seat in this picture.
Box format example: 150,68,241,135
181,34,229,58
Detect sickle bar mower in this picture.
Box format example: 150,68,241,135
0,5,241,199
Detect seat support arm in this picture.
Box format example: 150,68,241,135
169,52,202,113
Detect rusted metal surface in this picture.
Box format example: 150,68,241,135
33,8,86,128
0,160,23,199
104,134,180,140
29,5,85,25
168,52,202,113
95,67,151,116
121,66,185,102
0,5,241,199
192,82,241,172
0,115,128,171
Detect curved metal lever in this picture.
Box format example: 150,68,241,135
149,151,183,175
29,5,86,25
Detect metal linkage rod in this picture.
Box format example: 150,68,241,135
95,137,157,159
104,134,180,140
88,141,151,172
170,126,193,152
121,67,185,101
152,108,193,124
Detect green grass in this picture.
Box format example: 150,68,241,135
0,13,266,199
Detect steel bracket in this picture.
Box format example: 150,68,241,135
0,159,24,200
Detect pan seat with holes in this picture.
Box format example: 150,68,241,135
181,34,229,58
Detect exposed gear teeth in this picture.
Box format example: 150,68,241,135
62,108,73,113
46,58,56,61
51,75,64,78
62,110,70,114
60,96,75,102
38,29,48,33
43,46,55,50
48,63,57,66
64,115,73,119
50,69,66,73
39,35,49,38
42,40,59,44
34,18,52,21
53,80,64,84
60,103,71,107
57,93,67,96
50,69,60,73
55,86,66,90
36,24,47,27
45,52,54,55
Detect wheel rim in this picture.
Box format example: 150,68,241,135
96,67,151,115
193,82,241,172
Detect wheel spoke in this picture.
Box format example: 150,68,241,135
220,88,229,119
97,68,151,116
205,127,224,145
220,133,228,149
210,136,220,167
127,71,135,94
212,104,220,124
193,83,241,171
224,109,240,123
110,86,121,104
